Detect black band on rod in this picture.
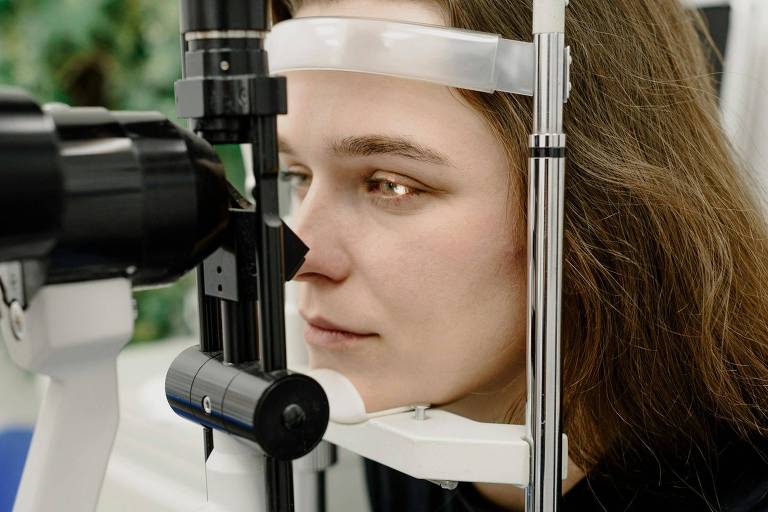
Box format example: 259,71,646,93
530,147,566,158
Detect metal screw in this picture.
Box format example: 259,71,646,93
9,301,25,341
428,479,459,490
413,404,430,421
202,396,212,415
282,403,307,430
220,60,230,72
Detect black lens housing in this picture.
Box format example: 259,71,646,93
0,88,231,287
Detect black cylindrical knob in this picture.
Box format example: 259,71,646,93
166,348,330,461
180,0,268,33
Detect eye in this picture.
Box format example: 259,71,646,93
280,169,311,197
280,167,428,209
364,173,425,205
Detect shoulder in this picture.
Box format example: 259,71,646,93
565,433,768,512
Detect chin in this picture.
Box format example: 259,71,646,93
306,351,469,413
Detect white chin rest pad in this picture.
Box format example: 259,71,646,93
300,368,368,424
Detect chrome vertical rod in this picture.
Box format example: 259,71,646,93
526,1,568,510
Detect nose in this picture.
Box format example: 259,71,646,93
289,184,352,284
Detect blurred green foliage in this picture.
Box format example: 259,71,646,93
0,0,245,342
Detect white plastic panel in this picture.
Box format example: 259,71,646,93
266,17,535,96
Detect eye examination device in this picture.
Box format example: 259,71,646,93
0,0,570,511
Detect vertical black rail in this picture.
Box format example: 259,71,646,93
197,266,223,353
221,299,259,365
252,112,295,512
251,118,288,372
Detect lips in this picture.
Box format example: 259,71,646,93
304,315,372,335
301,313,377,348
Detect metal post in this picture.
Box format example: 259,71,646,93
526,1,568,511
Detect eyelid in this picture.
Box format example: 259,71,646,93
369,170,429,190
279,167,311,177
280,167,432,208
364,173,427,209
279,168,312,200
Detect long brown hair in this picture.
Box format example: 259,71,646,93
273,0,768,486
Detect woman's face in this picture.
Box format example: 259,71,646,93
278,0,527,415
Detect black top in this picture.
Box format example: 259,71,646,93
364,430,768,511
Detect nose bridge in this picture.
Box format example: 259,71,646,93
291,180,336,244
290,179,351,280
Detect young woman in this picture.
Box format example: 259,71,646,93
272,0,768,510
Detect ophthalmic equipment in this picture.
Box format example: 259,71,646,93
0,44,329,512
0,0,570,510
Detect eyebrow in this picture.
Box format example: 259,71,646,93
278,134,454,167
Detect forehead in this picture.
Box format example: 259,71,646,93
278,70,501,170
276,1,506,172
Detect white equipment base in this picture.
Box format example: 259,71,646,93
298,367,567,487
198,431,268,512
3,279,134,512
325,410,567,487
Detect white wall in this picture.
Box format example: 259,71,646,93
718,0,768,206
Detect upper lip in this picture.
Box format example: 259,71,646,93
300,312,376,336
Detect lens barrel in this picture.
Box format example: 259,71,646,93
0,88,63,262
0,88,231,286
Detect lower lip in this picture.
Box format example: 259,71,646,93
304,323,376,348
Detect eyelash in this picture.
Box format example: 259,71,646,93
280,170,424,206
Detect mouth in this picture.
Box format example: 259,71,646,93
301,314,378,348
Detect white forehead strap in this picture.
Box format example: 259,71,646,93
265,17,535,96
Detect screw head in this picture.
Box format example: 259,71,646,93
202,396,212,415
220,60,230,72
9,301,25,341
282,403,307,430
439,480,459,490
413,404,430,421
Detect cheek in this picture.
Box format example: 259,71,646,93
357,197,527,401
363,195,522,321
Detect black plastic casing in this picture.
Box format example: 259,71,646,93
0,88,63,262
181,0,268,32
166,346,330,461
176,0,286,143
0,87,231,287
47,107,230,286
